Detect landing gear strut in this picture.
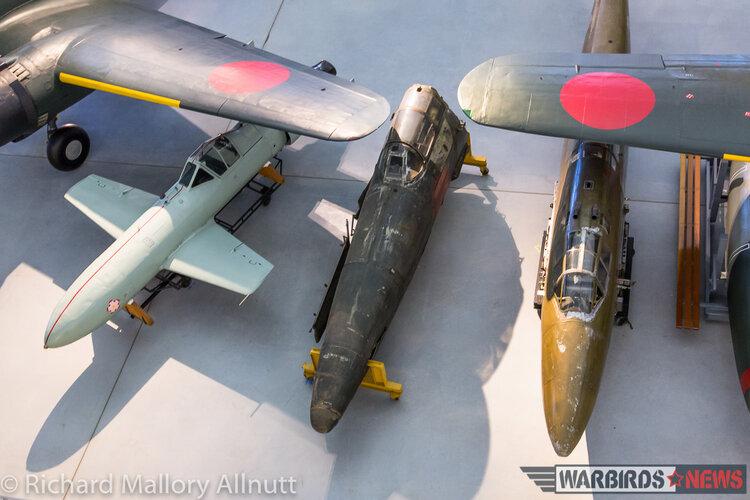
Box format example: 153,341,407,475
47,121,89,171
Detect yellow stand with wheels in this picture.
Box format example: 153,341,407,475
303,348,403,400
463,132,489,176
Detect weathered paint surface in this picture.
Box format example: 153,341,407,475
541,140,626,456
539,0,630,456
310,85,469,433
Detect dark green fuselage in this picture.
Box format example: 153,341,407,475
726,162,750,409
310,85,469,433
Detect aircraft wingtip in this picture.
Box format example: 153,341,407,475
458,58,494,125
328,94,391,141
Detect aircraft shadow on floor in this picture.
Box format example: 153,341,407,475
26,138,354,472
321,185,522,500
19,94,223,472
26,131,522,500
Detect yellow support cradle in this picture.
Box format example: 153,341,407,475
124,300,154,326
258,162,285,184
463,132,489,176
303,348,403,400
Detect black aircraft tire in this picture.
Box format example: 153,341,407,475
47,124,90,171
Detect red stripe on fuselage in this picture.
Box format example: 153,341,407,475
741,367,750,393
44,186,183,345
432,165,452,219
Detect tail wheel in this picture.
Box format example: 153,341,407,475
47,124,90,171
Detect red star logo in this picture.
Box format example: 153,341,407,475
667,470,684,487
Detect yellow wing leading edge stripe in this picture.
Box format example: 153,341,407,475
724,154,750,162
59,73,181,108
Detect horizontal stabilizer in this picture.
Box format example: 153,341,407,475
64,175,158,238
458,53,750,158
165,222,272,296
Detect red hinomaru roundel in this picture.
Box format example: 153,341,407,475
559,72,655,130
209,61,291,95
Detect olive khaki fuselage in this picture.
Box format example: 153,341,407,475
540,0,630,456
541,139,625,456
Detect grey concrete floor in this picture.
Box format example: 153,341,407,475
1,1,749,499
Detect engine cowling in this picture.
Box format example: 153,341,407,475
0,67,38,146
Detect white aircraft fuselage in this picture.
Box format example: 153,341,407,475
44,123,290,348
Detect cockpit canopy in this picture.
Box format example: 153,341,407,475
382,88,447,184
552,227,611,315
179,135,240,188
392,100,442,159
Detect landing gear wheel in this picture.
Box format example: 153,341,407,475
47,124,90,171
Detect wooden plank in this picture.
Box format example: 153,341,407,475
676,154,702,329
691,155,701,329
676,154,687,328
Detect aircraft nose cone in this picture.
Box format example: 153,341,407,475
309,370,358,434
310,403,342,434
542,319,611,457
547,417,585,458
44,297,98,349
309,342,369,433
44,315,71,349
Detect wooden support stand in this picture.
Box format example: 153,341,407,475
303,348,403,400
676,154,701,329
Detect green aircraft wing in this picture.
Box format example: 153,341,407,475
55,2,389,141
458,53,750,159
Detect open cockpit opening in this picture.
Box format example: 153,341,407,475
179,134,241,188
552,227,612,315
